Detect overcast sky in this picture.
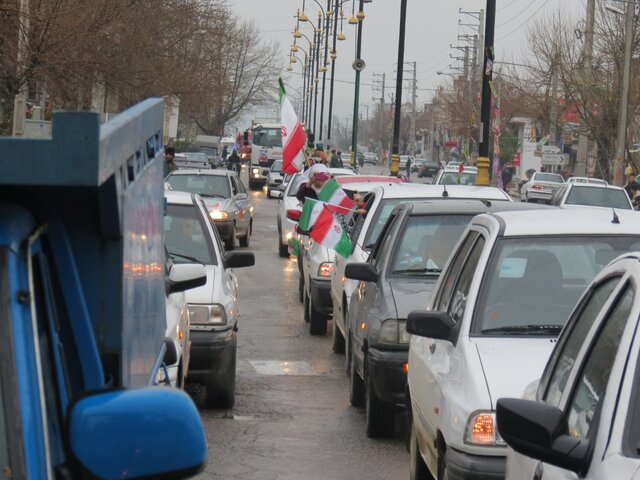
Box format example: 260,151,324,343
230,0,580,131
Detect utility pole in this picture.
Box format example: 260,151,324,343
410,61,417,156
350,0,366,167
390,0,408,176
12,0,30,136
476,0,495,186
372,72,386,161
576,0,595,177
549,54,559,147
613,0,635,186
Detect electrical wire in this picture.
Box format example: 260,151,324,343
497,0,553,41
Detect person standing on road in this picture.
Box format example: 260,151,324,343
165,147,178,177
501,165,513,190
336,151,344,168
406,156,411,176
330,149,340,168
221,145,228,166
228,148,241,173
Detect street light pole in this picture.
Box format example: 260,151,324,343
350,0,366,168
475,0,495,186
313,18,322,138
327,0,340,144
389,0,407,176
318,0,331,143
613,0,635,186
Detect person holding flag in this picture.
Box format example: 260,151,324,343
279,78,306,174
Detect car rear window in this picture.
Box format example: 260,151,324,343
363,198,421,248
167,174,231,198
437,172,477,185
535,173,564,183
565,187,631,209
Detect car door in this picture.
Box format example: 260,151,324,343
230,175,250,234
410,230,485,458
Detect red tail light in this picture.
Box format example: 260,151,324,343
531,184,544,190
286,209,302,221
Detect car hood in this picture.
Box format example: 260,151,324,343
183,265,217,304
202,197,233,212
389,278,437,318
473,337,556,409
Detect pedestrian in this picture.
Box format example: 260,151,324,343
221,145,228,165
314,144,328,164
501,165,513,189
330,149,340,168
624,173,640,200
336,151,344,168
165,147,178,177
406,156,411,176
228,148,241,173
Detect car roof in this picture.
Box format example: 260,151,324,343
167,168,232,177
165,190,196,205
339,181,401,193
336,175,402,185
403,199,549,216
441,166,478,173
329,168,358,176
476,208,640,236
567,176,606,183
564,182,623,191
373,183,511,201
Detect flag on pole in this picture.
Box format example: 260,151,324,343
309,207,353,258
298,198,324,232
317,179,355,214
279,78,306,174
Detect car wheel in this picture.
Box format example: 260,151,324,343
279,239,289,258
266,188,272,198
410,416,433,480
308,293,327,336
365,362,395,438
437,439,449,480
303,290,310,323
239,222,251,247
298,274,304,304
225,226,236,251
204,339,236,409
349,338,364,407
331,311,345,354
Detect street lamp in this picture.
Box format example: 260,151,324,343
389,0,407,175
350,0,372,168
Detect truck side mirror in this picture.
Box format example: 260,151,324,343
166,264,207,295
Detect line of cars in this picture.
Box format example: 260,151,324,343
162,168,255,408
277,166,640,479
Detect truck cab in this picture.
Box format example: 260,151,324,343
248,123,282,190
0,99,207,479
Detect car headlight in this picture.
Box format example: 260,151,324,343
188,304,227,325
318,262,335,277
209,210,229,220
252,168,260,174
378,318,411,345
464,411,505,446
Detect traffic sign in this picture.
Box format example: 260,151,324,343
541,153,563,165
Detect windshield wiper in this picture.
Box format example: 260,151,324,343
168,251,204,264
199,193,226,199
481,324,563,335
392,267,442,274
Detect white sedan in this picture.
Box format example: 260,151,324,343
520,172,565,203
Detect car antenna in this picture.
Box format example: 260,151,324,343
442,184,449,197
612,208,620,224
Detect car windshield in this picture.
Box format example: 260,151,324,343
164,204,216,265
166,174,231,198
565,187,631,210
437,172,477,185
535,173,564,183
364,198,421,248
271,161,283,173
472,235,640,336
252,127,281,147
391,215,474,275
287,174,304,197
184,152,208,162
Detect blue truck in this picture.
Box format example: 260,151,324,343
0,98,208,479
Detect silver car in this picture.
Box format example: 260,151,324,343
266,160,284,198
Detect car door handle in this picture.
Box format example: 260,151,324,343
429,343,436,354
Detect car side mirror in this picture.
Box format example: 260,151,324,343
287,209,302,221
406,310,456,343
344,262,378,282
496,398,589,474
166,264,207,295
223,251,255,269
68,388,206,479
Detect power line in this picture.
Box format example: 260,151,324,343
497,0,553,41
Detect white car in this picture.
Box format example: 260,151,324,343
520,171,565,203
566,176,606,185
266,160,284,198
276,173,306,257
433,165,478,185
548,182,633,210
164,191,254,408
331,183,513,355
499,251,640,480
407,208,640,480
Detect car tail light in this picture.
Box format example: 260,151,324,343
318,262,335,277
287,209,302,221
531,184,544,190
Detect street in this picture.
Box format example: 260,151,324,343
193,166,410,479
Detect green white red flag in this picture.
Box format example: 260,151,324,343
279,78,305,174
317,179,355,213
310,206,353,258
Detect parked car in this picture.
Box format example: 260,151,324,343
364,152,377,165
328,167,358,178
498,251,640,480
418,160,441,178
271,173,292,200
331,183,513,358
566,175,607,185
433,165,478,185
173,152,210,170
520,171,565,203
406,208,640,480
266,160,285,198
345,199,546,438
548,182,633,210
164,191,255,408
165,169,253,250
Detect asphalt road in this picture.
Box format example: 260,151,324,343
193,164,411,480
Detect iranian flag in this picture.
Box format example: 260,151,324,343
317,179,355,214
298,197,324,232
279,78,305,174
310,207,353,258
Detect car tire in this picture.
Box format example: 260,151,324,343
349,339,365,407
437,439,449,480
225,226,236,251
239,222,251,247
331,312,345,354
266,188,272,198
204,338,236,409
410,416,434,480
365,362,395,438
303,290,310,323
308,294,327,336
279,240,289,258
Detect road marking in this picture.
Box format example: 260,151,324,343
248,360,328,376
